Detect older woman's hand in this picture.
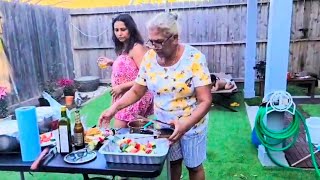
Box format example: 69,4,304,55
168,118,190,143
98,107,117,128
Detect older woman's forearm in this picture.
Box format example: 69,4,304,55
113,83,147,111
185,86,212,130
186,100,211,129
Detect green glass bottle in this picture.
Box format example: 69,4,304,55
58,106,72,154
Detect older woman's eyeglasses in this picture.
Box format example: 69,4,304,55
145,35,173,49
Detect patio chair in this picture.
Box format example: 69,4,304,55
210,72,239,112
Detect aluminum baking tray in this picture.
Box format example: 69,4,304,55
98,134,169,164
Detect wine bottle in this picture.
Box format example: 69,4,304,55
58,106,72,154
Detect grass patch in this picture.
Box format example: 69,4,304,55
300,104,320,117
67,91,112,127
244,96,262,106
237,82,320,97
201,92,316,179
287,85,320,96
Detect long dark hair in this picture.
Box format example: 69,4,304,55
112,14,144,55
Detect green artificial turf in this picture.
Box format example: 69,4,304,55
244,97,263,106
201,93,316,180
287,85,320,96
71,92,113,127
300,104,320,117
237,83,320,97
1,91,318,180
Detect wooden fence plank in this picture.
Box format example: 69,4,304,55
0,2,73,105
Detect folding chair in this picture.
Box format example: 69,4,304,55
210,73,238,112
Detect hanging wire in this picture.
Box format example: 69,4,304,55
70,22,108,38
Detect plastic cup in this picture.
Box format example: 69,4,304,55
99,63,108,69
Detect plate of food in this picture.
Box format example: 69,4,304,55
40,132,55,147
85,127,111,150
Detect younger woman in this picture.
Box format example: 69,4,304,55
98,14,153,129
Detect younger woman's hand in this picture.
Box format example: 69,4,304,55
110,85,125,98
97,57,113,69
98,107,117,128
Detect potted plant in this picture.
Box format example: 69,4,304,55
253,61,266,80
57,78,76,106
0,86,9,120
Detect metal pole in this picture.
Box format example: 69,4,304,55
258,0,294,167
20,171,25,180
244,0,257,98
166,155,171,180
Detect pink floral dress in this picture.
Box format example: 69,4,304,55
111,54,154,122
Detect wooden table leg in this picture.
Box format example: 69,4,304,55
306,81,316,98
310,81,315,98
258,81,262,96
260,81,265,97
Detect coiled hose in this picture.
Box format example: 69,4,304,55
255,105,320,177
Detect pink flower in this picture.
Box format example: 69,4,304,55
57,78,74,88
0,87,7,100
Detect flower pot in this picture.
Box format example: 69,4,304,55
74,76,100,92
65,96,74,106
63,89,75,97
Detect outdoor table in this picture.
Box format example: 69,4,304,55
0,151,170,180
257,77,317,98
0,127,171,179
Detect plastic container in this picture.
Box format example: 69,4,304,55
36,107,54,133
99,134,169,164
306,117,320,144
0,119,19,152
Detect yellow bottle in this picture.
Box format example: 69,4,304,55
73,110,85,150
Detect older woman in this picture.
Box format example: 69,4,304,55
99,12,212,180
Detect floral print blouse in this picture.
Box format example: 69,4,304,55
135,44,211,135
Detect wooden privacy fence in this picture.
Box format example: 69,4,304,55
0,1,73,105
1,0,320,106
70,0,320,81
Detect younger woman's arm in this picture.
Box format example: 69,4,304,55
119,44,147,91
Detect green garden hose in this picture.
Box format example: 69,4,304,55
255,106,320,177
